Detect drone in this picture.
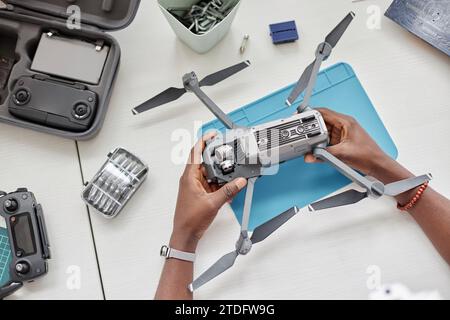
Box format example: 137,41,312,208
133,12,432,292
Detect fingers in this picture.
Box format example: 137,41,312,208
305,108,351,163
318,108,357,147
318,108,356,128
210,178,247,208
201,166,208,178
317,107,346,122
316,108,341,124
199,174,212,192
304,153,324,164
185,131,217,174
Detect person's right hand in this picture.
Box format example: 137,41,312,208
304,108,392,176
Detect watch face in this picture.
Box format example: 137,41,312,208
160,245,169,257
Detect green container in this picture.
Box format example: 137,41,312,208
158,0,241,53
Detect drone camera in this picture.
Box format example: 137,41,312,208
214,144,235,174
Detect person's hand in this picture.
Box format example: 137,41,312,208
305,108,392,176
170,133,247,252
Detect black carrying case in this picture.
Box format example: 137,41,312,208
0,0,141,140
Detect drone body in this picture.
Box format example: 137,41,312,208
133,11,432,292
203,109,329,185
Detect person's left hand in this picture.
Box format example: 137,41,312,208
170,133,247,253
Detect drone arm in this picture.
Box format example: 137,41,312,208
310,149,432,211
313,148,383,196
241,177,257,234
286,42,332,113
188,177,258,292
286,12,355,111
187,84,238,130
297,48,328,113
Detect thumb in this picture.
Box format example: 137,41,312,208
210,178,247,208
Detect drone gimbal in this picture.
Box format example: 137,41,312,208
133,11,432,292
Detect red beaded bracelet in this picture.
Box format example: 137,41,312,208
397,182,429,211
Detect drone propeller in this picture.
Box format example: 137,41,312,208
308,189,368,211
132,61,251,115
189,206,299,292
308,174,432,211
286,12,355,108
325,11,355,48
199,61,251,87
250,205,299,244
383,174,432,196
132,87,186,115
188,250,239,292
285,61,315,106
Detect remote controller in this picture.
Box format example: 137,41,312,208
9,76,97,132
0,188,50,299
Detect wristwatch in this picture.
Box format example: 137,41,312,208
160,245,196,262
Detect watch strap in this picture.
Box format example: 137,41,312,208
160,245,196,262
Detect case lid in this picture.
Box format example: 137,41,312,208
6,0,141,31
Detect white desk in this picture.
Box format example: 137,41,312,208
0,124,103,299
2,0,449,299
77,0,450,299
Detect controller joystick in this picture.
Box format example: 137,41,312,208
4,198,18,213
13,88,31,106
72,103,91,120
15,262,30,275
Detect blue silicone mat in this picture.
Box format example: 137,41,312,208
201,63,398,230
0,227,11,286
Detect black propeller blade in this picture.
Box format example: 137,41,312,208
308,174,432,211
308,189,368,211
189,251,239,292
325,12,355,48
132,61,251,115
199,60,251,87
286,61,314,106
132,87,186,115
286,12,355,106
251,207,299,244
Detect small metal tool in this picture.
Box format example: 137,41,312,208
168,0,238,35
240,34,249,54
